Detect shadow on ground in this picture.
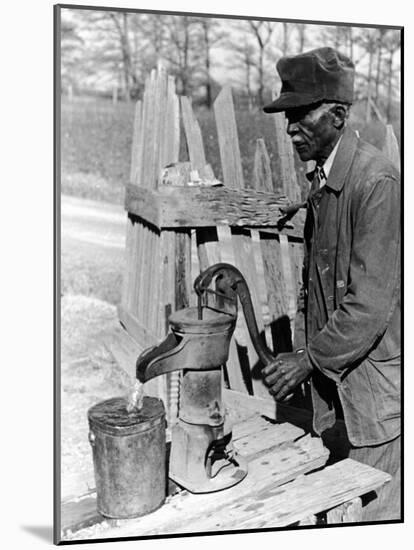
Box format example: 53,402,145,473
21,525,53,543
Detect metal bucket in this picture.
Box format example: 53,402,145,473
88,396,166,519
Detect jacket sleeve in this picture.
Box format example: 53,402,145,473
307,173,400,383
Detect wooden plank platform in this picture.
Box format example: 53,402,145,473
60,413,388,541
172,459,391,532
60,417,325,538
62,451,390,540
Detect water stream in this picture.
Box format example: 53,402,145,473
126,379,145,413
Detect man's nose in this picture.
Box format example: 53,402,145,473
286,121,298,136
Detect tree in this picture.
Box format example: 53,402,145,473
135,13,169,76
374,29,388,103
281,22,291,56
196,18,225,108
68,9,139,100
247,20,275,106
163,15,203,96
60,11,84,96
228,38,257,109
383,31,401,122
107,12,136,100
296,23,307,53
357,29,378,122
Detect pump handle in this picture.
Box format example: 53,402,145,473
194,263,275,366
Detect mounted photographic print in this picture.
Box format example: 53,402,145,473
55,3,402,544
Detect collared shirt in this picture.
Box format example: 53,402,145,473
317,134,343,187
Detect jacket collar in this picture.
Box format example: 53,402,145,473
305,126,359,193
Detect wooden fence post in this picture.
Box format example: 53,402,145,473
215,86,274,399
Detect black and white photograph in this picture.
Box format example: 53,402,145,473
55,2,402,545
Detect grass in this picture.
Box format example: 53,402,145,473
61,237,124,305
61,96,400,206
61,99,134,204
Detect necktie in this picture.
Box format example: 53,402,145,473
310,165,324,194
278,166,324,218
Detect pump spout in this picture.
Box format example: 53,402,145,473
136,333,186,383
136,306,236,384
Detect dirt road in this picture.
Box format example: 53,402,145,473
62,194,126,250
60,195,132,501
61,195,127,305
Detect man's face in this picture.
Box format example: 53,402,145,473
285,103,338,163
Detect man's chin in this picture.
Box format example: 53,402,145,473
296,149,311,161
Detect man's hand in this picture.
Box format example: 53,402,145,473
262,350,313,401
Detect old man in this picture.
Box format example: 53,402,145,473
262,47,401,521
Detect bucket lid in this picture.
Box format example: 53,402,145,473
88,396,165,436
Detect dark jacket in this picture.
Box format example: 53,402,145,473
300,126,400,446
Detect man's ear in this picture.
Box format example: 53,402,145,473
330,104,348,129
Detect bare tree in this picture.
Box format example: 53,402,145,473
361,29,378,122
247,20,275,106
163,15,202,96
72,10,143,100
281,22,291,55
107,12,136,100
60,13,84,97
196,18,225,108
374,28,388,104
383,31,401,122
136,13,169,75
347,27,354,63
229,39,257,110
296,23,307,53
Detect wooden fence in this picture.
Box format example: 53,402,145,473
111,64,400,424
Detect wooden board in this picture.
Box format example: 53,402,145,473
232,417,305,454
273,112,301,202
180,95,222,273
130,100,142,184
223,385,277,420
61,494,104,538
61,419,330,540
122,100,143,311
180,96,207,175
253,139,296,354
326,497,362,524
63,454,388,539
119,67,182,411
124,183,305,237
214,86,245,190
254,138,273,192
136,223,150,320
118,305,159,349
280,234,297,324
121,214,135,311
106,324,142,382
157,230,176,339
181,95,247,396
177,459,390,532
214,86,269,397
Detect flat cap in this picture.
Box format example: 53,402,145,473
263,46,354,113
